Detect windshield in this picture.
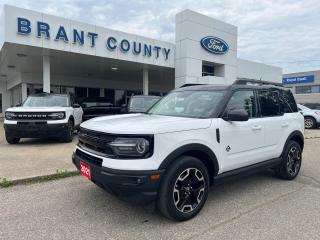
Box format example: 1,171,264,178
22,95,69,107
148,90,225,118
129,97,160,111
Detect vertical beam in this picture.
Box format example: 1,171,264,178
143,68,149,95
21,82,27,102
43,55,50,93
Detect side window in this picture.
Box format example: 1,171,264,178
226,90,257,118
258,90,282,117
281,90,298,112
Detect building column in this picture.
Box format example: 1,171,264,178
21,82,27,101
43,55,50,93
143,68,149,95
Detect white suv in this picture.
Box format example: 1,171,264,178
4,93,83,143
72,80,304,221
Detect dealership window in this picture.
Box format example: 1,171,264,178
296,85,320,94
104,89,115,105
75,87,87,98
0,93,2,113
202,63,215,76
115,89,126,106
88,88,100,97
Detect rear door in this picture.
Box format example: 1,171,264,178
218,89,266,172
256,89,287,159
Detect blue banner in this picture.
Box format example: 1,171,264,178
282,75,314,84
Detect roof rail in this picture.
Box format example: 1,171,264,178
179,83,207,88
234,79,283,87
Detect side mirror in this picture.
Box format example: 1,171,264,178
72,103,81,108
222,109,249,122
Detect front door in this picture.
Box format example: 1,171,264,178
218,90,265,173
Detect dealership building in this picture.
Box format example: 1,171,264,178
0,5,282,116
283,70,320,104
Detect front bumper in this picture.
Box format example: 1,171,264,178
72,148,164,205
4,122,69,138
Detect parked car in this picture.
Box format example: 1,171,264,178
301,103,320,110
4,93,83,143
297,104,320,129
73,79,304,221
79,97,121,121
123,95,162,113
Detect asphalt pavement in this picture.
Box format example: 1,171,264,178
1,138,320,240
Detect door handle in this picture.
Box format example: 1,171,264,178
252,125,262,131
281,122,289,128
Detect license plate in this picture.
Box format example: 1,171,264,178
80,161,91,180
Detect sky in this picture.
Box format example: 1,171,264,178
0,0,319,74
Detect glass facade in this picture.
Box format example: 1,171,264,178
296,85,320,94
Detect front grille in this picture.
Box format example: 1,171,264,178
78,127,116,157
75,149,103,167
11,112,52,120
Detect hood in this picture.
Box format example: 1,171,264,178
80,113,212,134
6,107,68,112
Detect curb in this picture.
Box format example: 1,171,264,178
0,170,80,188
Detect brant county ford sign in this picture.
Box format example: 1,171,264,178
200,36,229,54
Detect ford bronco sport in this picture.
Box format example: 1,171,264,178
4,93,83,143
72,80,304,221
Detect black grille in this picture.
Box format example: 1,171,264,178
11,112,52,120
75,149,103,167
78,127,116,156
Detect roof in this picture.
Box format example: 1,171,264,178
175,79,287,92
29,93,69,97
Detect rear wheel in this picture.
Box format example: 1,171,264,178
5,134,20,144
61,120,74,142
157,156,209,221
304,117,316,129
276,140,302,180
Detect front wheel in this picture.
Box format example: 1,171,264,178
157,156,209,221
304,117,316,129
61,120,74,142
276,140,302,180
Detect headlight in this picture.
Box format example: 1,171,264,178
47,112,65,120
5,112,17,120
109,137,150,157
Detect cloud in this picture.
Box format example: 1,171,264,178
0,0,319,73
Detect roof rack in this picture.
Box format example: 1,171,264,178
180,83,207,88
234,79,283,87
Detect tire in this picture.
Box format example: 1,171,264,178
275,140,302,180
61,119,74,142
5,134,20,144
157,156,209,221
304,116,316,129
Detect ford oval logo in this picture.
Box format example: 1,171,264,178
200,36,229,54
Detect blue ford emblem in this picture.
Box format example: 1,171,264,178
200,36,229,54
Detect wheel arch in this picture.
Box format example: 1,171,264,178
159,144,219,185
283,131,304,154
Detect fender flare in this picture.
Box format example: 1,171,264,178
282,130,304,155
158,143,219,176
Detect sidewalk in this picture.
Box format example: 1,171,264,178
0,121,78,183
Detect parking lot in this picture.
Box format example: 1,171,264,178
0,118,320,239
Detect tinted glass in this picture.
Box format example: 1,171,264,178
104,89,115,105
115,90,126,107
258,90,281,116
88,88,100,97
280,90,298,113
23,95,69,107
75,87,87,98
226,90,257,118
